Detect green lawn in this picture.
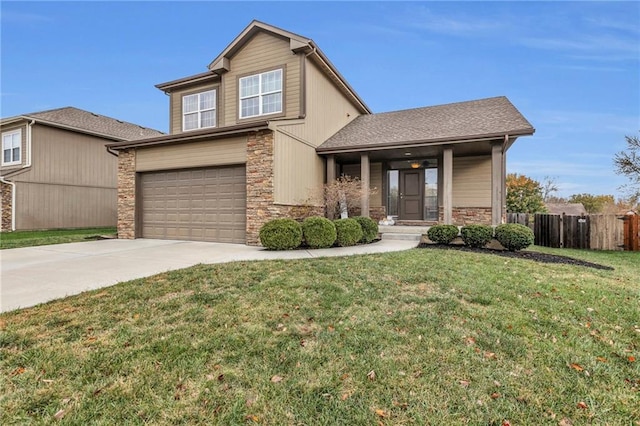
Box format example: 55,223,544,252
0,228,116,250
1,247,638,425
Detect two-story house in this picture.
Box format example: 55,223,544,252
0,107,163,231
107,20,534,245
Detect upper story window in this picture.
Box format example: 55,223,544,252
239,69,282,119
2,129,21,166
183,89,216,131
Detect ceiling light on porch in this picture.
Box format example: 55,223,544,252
404,152,412,156
410,161,421,169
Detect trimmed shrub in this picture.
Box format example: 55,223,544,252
334,218,363,247
302,216,337,249
460,225,494,248
259,218,302,250
353,216,379,243
426,224,459,244
495,223,534,251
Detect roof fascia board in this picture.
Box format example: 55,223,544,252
316,130,535,155
107,122,270,150
155,71,220,91
3,116,127,142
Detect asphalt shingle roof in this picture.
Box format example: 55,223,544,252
23,107,164,141
317,96,534,152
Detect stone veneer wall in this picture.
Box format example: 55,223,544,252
439,207,493,225
347,206,387,222
117,149,136,239
245,130,326,245
0,181,12,231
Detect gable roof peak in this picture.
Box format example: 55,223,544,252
208,20,311,72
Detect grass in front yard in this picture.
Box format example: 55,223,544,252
0,227,116,250
1,248,638,424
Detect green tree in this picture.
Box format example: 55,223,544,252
614,134,640,204
506,173,547,213
568,193,615,214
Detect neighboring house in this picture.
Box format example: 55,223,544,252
107,20,535,245
545,203,588,216
0,107,163,231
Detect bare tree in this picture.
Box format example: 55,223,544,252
541,176,559,202
614,134,640,204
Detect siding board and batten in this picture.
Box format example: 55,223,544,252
9,125,118,230
224,31,300,126
340,163,383,207
452,156,491,207
136,136,247,172
273,132,324,205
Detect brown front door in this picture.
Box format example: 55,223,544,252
399,169,424,220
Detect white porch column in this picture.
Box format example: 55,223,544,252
360,153,370,217
326,155,336,183
442,147,453,224
491,142,504,226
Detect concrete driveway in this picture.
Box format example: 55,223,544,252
0,238,417,313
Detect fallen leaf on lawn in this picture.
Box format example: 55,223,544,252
484,352,497,359
217,374,224,382
327,325,335,332
42,379,55,383
340,393,350,401
54,409,67,420
576,401,588,409
11,367,25,376
464,336,476,345
559,417,573,426
392,401,408,409
270,375,283,383
367,370,376,381
245,393,257,407
459,380,470,388
502,421,511,426
629,356,636,362
133,313,140,320
596,357,607,363
245,414,259,422
493,380,502,387
340,373,349,381
569,363,584,372
300,339,307,347
491,392,500,399
374,408,388,418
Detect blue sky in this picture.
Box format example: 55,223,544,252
2,1,639,199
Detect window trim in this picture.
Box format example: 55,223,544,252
238,68,284,120
2,129,22,166
182,89,217,132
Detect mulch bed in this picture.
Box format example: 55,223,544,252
417,243,614,270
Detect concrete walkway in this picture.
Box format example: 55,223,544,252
0,238,417,313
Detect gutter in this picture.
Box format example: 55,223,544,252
315,132,530,155
0,176,16,231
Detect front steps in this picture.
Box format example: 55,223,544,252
378,225,431,242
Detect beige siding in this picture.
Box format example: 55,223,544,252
6,124,118,229
0,122,28,173
169,82,221,135
452,156,491,207
12,125,117,187
223,31,300,126
277,60,360,147
273,132,324,205
15,182,116,230
340,163,383,207
136,136,247,172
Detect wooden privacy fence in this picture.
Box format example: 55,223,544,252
507,212,639,251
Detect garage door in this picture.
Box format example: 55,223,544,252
141,165,246,243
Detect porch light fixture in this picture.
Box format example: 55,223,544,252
410,161,421,169
404,152,412,156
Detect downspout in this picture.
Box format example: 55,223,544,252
0,177,16,231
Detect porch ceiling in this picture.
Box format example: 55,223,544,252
331,139,497,163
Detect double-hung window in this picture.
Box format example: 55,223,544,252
183,89,216,131
239,69,282,119
2,129,21,166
